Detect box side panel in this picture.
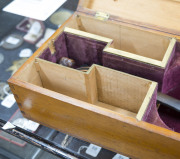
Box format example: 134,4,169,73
8,81,180,159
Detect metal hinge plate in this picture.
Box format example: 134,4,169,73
95,11,109,21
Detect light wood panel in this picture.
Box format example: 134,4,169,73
35,58,88,102
64,27,112,43
16,59,43,87
79,0,180,36
69,15,170,61
96,102,136,118
95,65,151,113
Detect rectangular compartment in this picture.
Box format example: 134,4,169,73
35,59,157,120
21,57,157,120
66,14,172,63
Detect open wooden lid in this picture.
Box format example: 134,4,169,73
77,0,180,36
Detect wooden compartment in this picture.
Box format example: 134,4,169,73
8,0,180,158
66,15,174,65
31,58,157,120
65,16,176,91
38,25,176,91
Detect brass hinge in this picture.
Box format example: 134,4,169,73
95,11,109,21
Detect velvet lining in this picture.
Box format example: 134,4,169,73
38,32,180,133
39,33,107,67
158,106,180,132
166,43,180,100
167,85,180,100
65,33,107,67
39,33,68,63
163,50,180,99
162,49,179,93
142,87,171,130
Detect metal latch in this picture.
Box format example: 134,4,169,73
95,11,109,21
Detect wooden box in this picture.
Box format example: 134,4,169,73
8,0,180,158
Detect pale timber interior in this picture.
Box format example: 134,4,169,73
79,0,180,36
17,60,43,87
66,14,171,61
17,57,155,119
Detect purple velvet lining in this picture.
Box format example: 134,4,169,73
167,85,180,99
162,47,179,94
162,51,180,99
39,32,107,67
166,43,180,99
39,33,68,63
142,86,171,130
65,33,107,67
158,106,180,132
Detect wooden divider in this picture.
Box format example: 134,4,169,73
84,65,98,104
